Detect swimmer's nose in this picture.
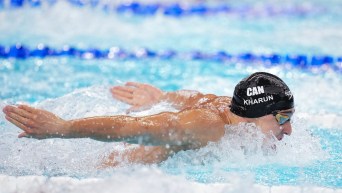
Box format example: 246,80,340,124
282,121,292,136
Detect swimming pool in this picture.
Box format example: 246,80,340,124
0,0,341,192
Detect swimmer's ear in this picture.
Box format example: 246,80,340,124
18,132,29,138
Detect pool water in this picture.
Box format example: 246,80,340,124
0,0,341,192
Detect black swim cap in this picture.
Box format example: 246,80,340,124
230,72,294,118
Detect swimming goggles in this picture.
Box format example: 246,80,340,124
272,109,295,125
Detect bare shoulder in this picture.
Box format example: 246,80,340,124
179,108,225,125
194,94,231,105
216,96,232,102
177,108,226,147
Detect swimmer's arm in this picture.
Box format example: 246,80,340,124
101,145,181,167
111,82,217,111
68,109,225,146
3,105,224,147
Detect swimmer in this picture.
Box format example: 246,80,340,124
3,72,294,166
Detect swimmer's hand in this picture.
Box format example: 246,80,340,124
3,105,70,139
110,82,164,112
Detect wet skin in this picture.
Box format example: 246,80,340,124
3,82,294,166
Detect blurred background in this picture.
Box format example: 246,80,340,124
0,0,341,192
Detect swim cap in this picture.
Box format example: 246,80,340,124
230,72,294,118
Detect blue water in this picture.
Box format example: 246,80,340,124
0,1,341,192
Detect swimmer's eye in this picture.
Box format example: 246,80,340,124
272,110,294,125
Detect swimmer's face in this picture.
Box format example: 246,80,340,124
251,109,294,141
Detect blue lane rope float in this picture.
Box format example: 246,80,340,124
0,44,341,72
0,0,319,17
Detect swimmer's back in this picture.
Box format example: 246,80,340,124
183,95,232,124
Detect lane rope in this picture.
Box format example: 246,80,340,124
0,0,320,17
0,44,341,72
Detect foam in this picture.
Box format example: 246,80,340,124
0,71,340,187
0,170,340,193
161,120,328,173
0,0,341,191
0,84,331,173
